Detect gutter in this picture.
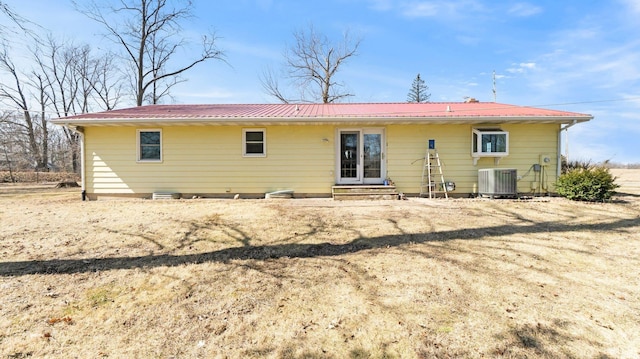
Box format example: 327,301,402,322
557,120,578,177
62,124,86,201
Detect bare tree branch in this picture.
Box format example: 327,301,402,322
0,1,35,36
87,52,124,110
260,66,290,104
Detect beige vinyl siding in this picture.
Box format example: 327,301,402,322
386,123,560,195
85,125,335,196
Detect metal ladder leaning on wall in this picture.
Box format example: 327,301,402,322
420,141,448,198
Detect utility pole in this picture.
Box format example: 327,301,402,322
492,70,497,102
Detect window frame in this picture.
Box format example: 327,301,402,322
472,128,509,159
137,129,163,162
242,128,267,157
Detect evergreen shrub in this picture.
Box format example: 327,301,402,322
556,165,619,202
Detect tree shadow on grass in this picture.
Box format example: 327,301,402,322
1,217,638,277
615,191,640,198
492,320,618,359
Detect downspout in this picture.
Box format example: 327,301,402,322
557,120,578,177
65,124,86,201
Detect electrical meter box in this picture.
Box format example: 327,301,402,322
539,154,551,166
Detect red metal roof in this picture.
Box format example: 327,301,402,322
52,102,593,125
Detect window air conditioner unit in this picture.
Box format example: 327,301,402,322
478,168,517,198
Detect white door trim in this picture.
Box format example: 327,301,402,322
335,128,385,185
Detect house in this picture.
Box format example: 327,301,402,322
51,102,592,200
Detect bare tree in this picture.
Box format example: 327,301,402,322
0,7,54,173
0,48,49,170
32,73,50,170
74,0,225,106
48,125,74,172
262,24,361,104
0,113,18,180
1,6,121,175
0,35,120,174
31,36,123,172
34,37,122,115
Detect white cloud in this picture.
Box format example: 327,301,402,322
221,39,281,61
545,27,599,47
367,0,394,11
529,33,640,94
392,0,486,19
456,35,481,45
507,2,542,17
566,137,617,163
619,0,640,13
506,62,537,73
256,0,273,10
621,93,640,108
401,2,439,17
512,29,640,163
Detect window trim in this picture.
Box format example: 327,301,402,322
242,128,266,157
472,128,509,164
137,129,162,162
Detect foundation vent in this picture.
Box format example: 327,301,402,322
152,192,180,200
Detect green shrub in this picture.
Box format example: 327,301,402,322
556,166,619,202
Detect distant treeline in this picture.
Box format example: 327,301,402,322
562,157,640,172
604,163,640,169
0,171,80,183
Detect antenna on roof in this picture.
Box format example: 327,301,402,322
492,70,497,102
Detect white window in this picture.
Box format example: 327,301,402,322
472,128,508,164
243,129,266,157
137,129,162,162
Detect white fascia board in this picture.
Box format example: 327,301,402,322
50,114,593,127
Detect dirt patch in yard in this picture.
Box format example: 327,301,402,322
1,172,639,358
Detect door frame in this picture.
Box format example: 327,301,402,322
335,128,386,185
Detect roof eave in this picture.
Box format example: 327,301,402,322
50,115,593,127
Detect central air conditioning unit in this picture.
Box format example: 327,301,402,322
478,168,518,198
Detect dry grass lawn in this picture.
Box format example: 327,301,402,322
1,170,639,358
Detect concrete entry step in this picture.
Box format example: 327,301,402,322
332,185,399,200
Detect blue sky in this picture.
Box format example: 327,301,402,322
6,0,640,164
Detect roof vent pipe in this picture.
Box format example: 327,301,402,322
446,105,451,112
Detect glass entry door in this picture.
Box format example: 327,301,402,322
363,131,383,183
337,129,385,184
340,131,360,182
